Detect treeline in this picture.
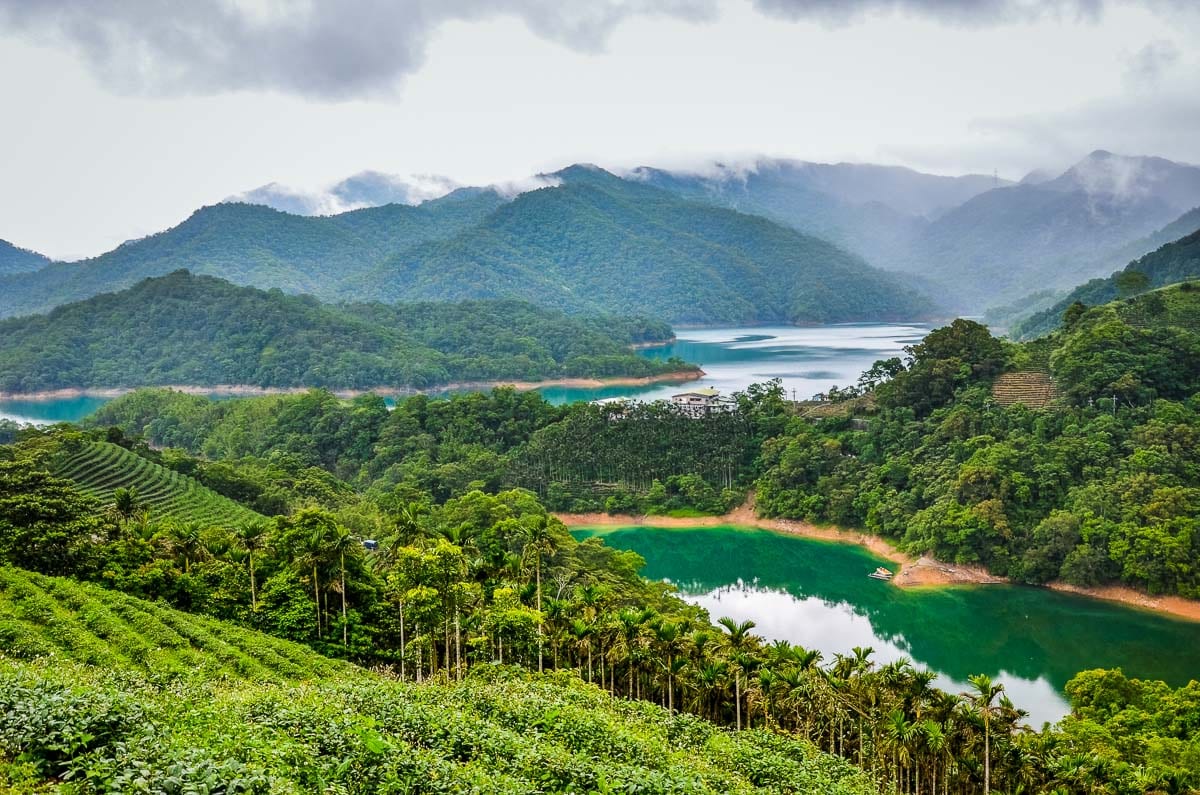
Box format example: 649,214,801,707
0,270,687,392
757,293,1200,599
2,428,1196,793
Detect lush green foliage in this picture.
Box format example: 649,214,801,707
0,168,933,325
0,659,876,795
757,306,1200,599
0,270,685,391
1013,226,1200,339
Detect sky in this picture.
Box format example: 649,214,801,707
1,0,1198,260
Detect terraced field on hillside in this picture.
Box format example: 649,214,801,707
0,567,348,680
54,441,263,526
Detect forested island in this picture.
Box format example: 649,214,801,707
0,270,694,394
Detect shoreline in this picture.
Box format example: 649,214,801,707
556,501,1200,623
0,369,704,402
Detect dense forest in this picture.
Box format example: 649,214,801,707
0,270,687,392
757,286,1200,599
0,167,935,325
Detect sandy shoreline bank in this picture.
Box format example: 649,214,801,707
0,370,704,402
557,502,1200,622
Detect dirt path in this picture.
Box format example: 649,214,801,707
557,497,1200,622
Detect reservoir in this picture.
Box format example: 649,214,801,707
0,323,928,423
573,524,1200,726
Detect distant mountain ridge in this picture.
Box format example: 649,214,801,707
0,165,934,325
634,151,1200,312
0,239,51,275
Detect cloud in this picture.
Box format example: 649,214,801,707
751,0,1106,25
0,0,717,100
1122,39,1180,86
227,170,462,214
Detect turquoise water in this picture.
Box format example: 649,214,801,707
573,524,1200,726
0,324,927,422
0,396,113,425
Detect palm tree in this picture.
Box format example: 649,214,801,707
522,516,557,673
234,520,269,610
329,524,358,646
968,674,1005,795
717,616,758,730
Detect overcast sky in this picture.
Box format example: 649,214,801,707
1,0,1198,259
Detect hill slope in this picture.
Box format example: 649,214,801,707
0,239,51,276
356,165,935,324
0,189,508,318
0,270,684,392
0,567,345,679
0,567,873,794
1012,227,1200,339
53,440,265,526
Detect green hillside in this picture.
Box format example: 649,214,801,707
0,567,872,794
0,189,507,318
53,440,264,525
0,270,685,392
359,165,934,324
1012,227,1200,339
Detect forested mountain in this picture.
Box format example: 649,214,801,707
0,166,933,324
0,189,508,318
0,238,50,275
0,270,685,392
1011,226,1200,339
354,165,934,324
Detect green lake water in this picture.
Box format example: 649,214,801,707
573,524,1200,725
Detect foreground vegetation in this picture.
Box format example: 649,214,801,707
0,270,687,392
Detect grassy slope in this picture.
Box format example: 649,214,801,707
54,441,263,526
0,568,874,794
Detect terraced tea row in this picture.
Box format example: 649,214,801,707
0,567,349,680
55,441,263,526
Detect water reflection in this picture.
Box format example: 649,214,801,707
576,525,1200,726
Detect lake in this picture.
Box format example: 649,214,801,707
0,323,928,423
573,524,1200,726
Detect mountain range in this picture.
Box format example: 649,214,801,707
5,151,1199,320
0,166,932,325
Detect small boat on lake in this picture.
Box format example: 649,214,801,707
868,567,893,580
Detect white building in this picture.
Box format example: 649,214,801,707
670,387,736,418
